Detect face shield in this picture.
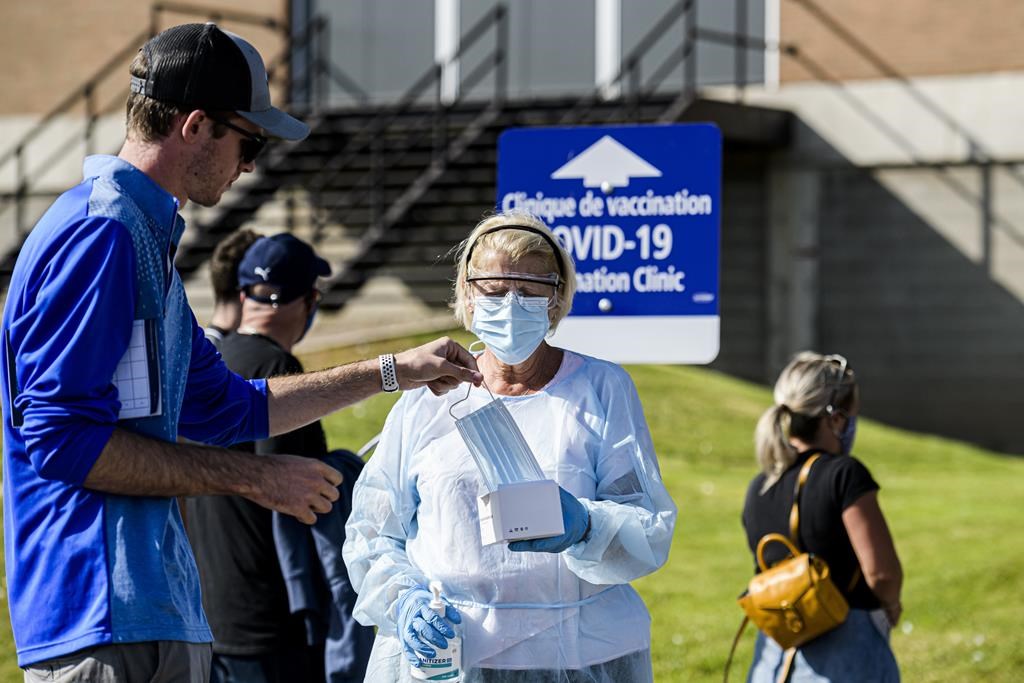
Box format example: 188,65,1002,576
467,270,561,309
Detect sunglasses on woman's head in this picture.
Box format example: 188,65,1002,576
823,354,849,416
206,114,267,164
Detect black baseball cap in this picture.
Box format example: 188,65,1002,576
238,234,331,305
130,22,309,141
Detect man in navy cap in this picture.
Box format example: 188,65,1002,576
188,234,372,683
2,24,479,681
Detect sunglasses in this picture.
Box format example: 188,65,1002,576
823,354,849,416
206,114,267,164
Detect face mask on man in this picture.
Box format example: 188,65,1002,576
296,293,319,343
470,292,550,365
837,414,857,455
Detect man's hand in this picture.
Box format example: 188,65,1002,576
245,454,342,524
395,337,482,396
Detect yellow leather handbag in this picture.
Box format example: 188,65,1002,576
738,531,849,649
724,454,857,683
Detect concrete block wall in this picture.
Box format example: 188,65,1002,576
0,0,287,116
781,0,1024,83
816,164,1024,452
706,67,1024,453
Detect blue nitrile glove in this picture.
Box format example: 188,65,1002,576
396,585,462,667
508,486,591,553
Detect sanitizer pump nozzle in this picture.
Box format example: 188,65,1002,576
411,581,462,681
429,581,445,614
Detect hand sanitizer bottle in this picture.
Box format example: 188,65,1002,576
411,581,462,681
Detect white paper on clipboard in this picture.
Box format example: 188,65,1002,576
113,319,162,420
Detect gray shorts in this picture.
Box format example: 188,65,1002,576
23,641,211,683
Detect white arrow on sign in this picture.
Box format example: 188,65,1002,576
550,135,662,189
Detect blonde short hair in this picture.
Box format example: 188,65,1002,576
754,352,859,491
451,212,576,332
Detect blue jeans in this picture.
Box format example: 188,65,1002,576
747,609,900,683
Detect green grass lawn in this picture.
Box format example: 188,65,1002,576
1,331,1021,681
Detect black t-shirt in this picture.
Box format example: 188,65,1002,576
185,332,328,655
741,450,881,610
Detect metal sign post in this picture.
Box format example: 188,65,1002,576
497,123,722,364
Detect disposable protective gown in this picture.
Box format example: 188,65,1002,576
343,351,677,682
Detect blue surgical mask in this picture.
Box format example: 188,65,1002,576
453,394,546,491
470,293,550,365
296,297,319,343
837,414,857,455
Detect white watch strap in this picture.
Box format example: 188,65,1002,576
379,353,399,392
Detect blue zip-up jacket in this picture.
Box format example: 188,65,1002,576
1,155,269,666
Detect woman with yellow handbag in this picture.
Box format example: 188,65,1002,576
740,353,902,682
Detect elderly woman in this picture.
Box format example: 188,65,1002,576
742,353,902,682
343,213,677,682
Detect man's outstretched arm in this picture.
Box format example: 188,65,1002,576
265,336,481,437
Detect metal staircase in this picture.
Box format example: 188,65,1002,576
183,0,785,312
1,0,791,316
0,1,343,291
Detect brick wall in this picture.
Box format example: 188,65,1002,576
0,0,287,116
781,0,1024,83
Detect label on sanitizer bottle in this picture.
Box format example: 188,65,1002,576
413,638,462,681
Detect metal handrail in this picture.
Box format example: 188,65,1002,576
0,2,365,242
308,4,509,281
0,3,285,167
0,3,286,241
559,0,695,125
0,28,150,169
303,5,507,209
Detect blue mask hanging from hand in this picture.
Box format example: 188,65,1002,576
838,414,857,455
470,293,550,365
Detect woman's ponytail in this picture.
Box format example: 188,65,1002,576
754,404,797,492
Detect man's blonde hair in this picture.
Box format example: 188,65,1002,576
125,49,230,143
125,50,185,142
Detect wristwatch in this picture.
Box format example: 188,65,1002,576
379,353,399,393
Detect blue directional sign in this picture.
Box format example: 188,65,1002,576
497,123,721,364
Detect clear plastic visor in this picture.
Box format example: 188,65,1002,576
473,291,553,311
467,271,560,305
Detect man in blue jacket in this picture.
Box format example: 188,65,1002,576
2,23,479,682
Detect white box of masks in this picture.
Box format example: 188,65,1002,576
477,479,565,545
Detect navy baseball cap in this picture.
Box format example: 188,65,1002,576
238,234,331,305
130,23,309,141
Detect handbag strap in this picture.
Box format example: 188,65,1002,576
787,451,863,592
723,616,748,683
725,455,820,682
778,648,798,683
787,453,820,549
755,533,800,572
723,618,797,683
